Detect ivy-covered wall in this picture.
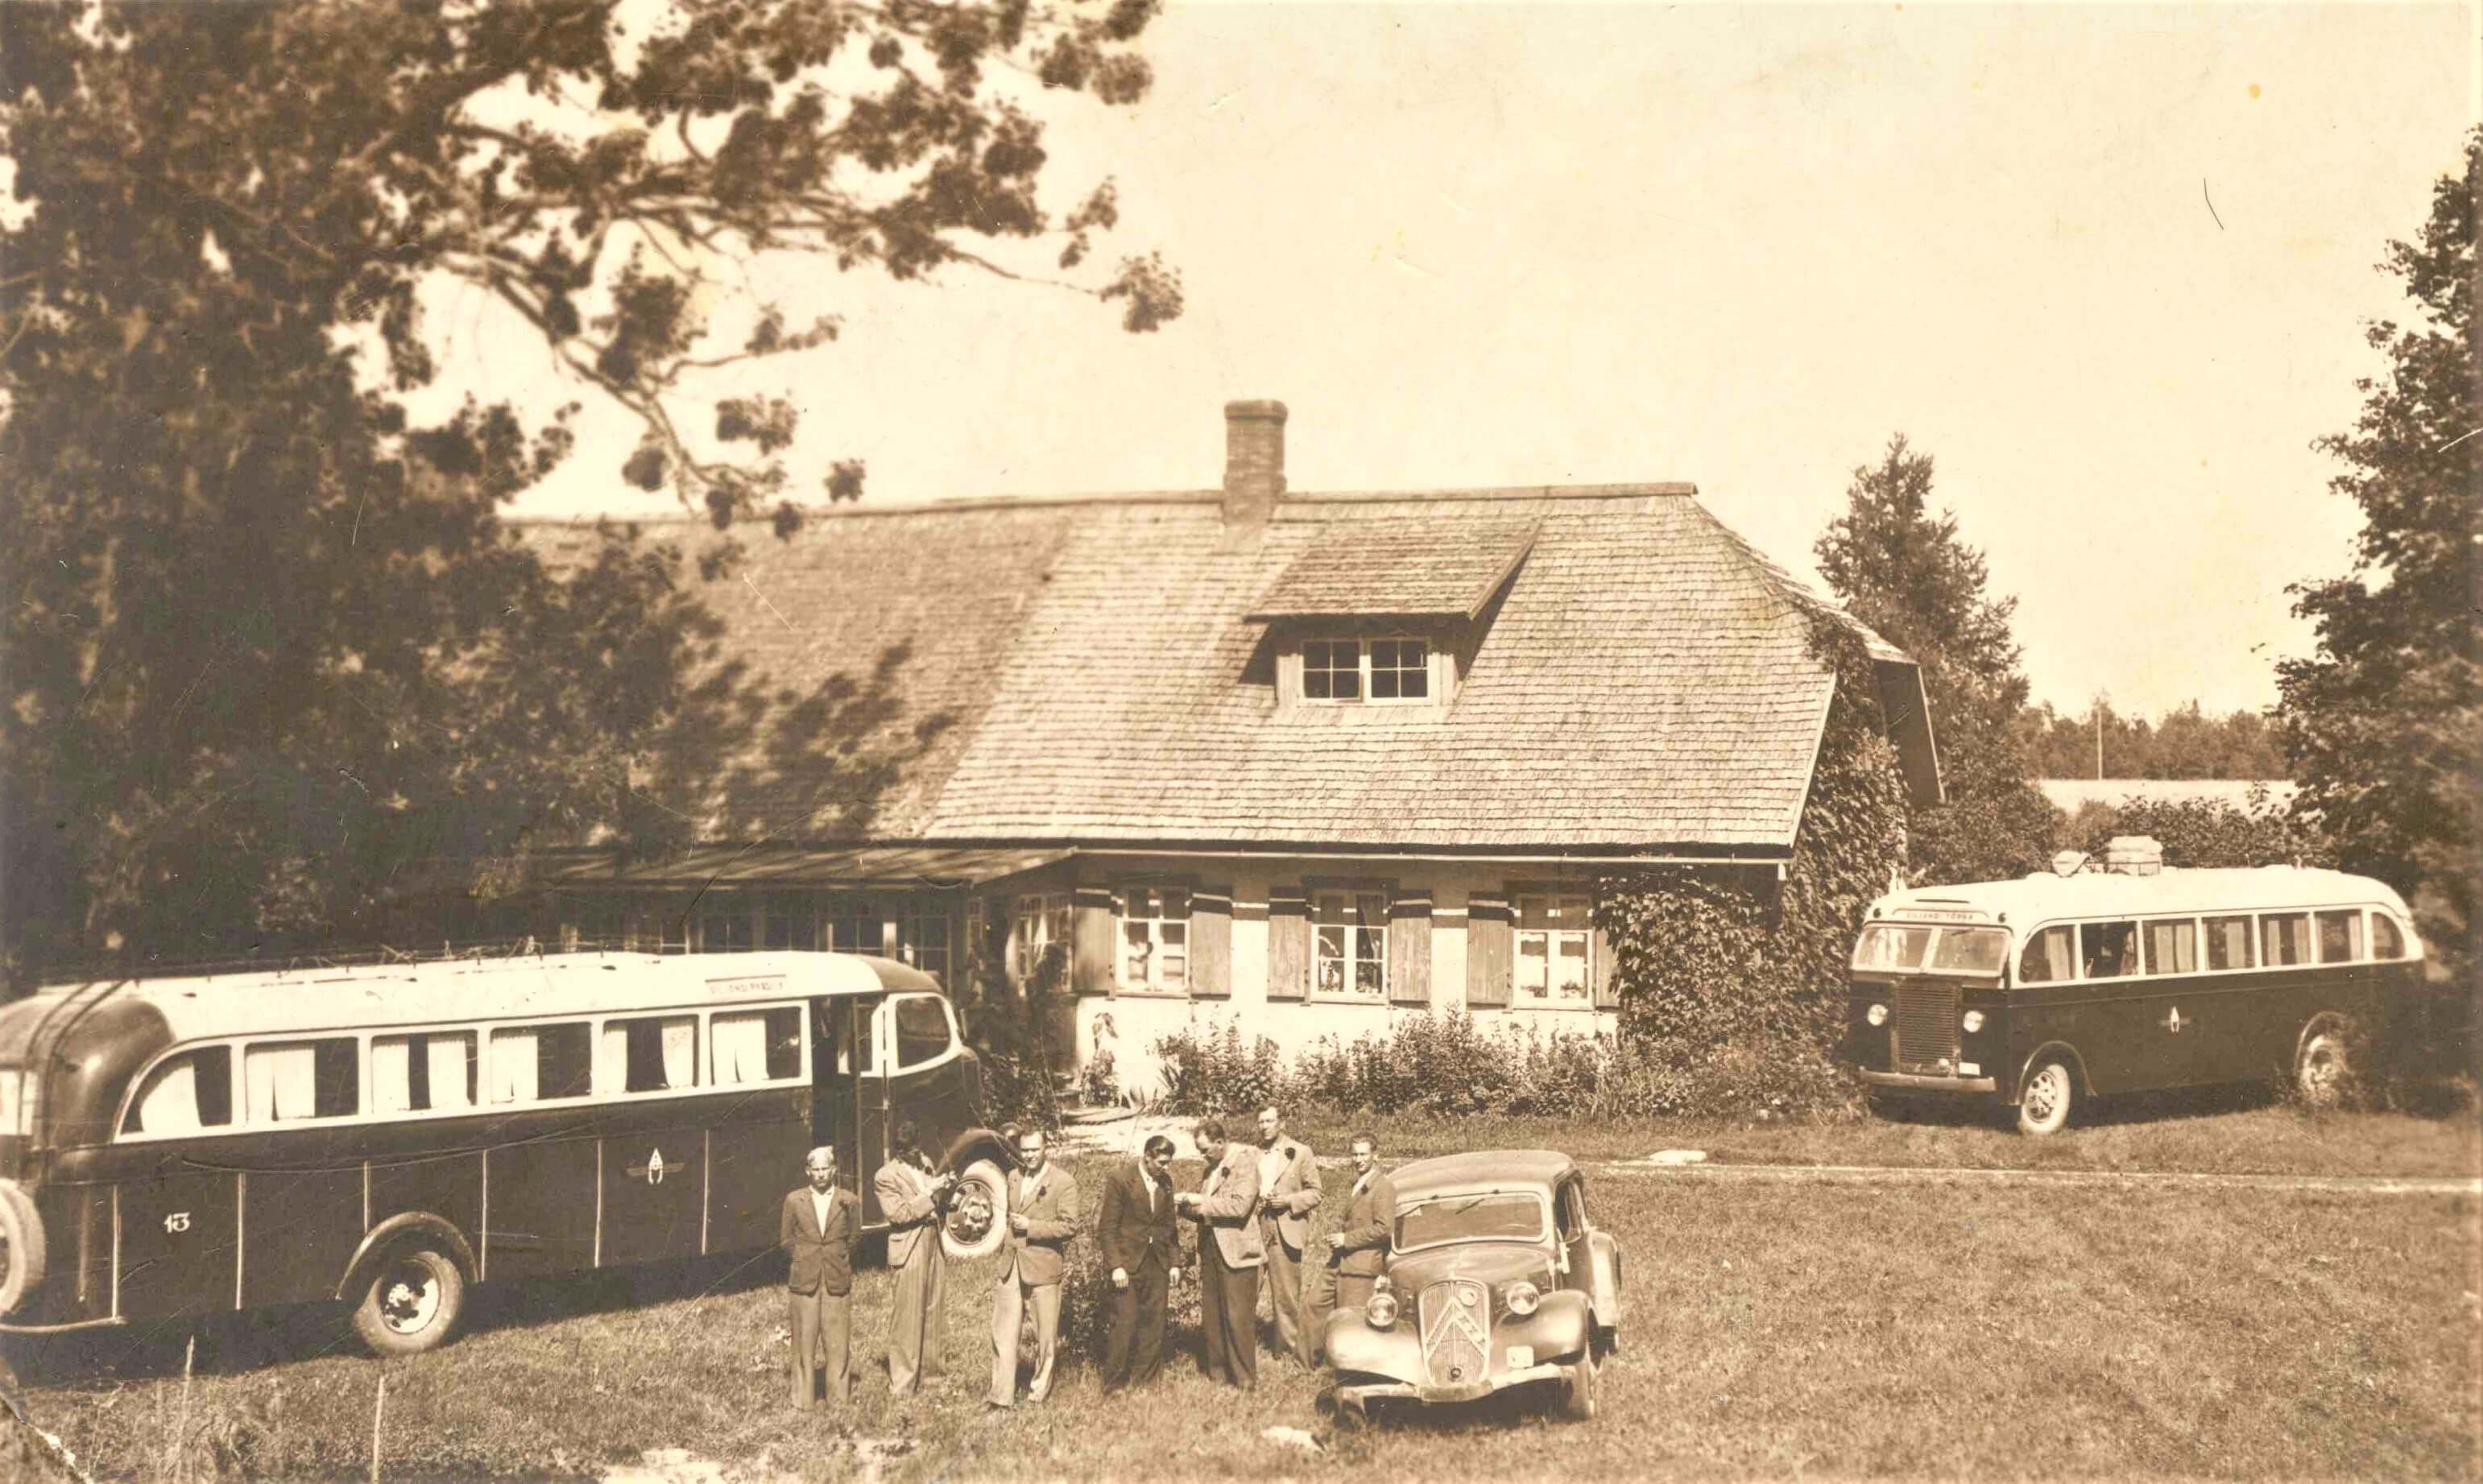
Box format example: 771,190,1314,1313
1595,615,1908,1087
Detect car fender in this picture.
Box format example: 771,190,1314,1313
1324,1309,1424,1384
333,1212,477,1301
1505,1288,1592,1361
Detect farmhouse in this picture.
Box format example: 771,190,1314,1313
521,402,1940,1089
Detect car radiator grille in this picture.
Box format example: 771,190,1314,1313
1418,1279,1489,1386
1893,982,1961,1072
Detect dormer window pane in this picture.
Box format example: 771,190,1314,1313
1305,639,1361,701
1371,639,1429,700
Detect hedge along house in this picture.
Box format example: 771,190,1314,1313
522,402,1940,1093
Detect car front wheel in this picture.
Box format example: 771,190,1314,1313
2016,1059,2076,1137
1559,1350,1599,1421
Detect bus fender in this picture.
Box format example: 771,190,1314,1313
2014,1043,2093,1099
333,1213,478,1302
938,1127,1015,1174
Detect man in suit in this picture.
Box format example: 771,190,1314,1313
1176,1117,1264,1390
1305,1130,1396,1365
988,1126,1080,1408
875,1120,958,1398
1095,1133,1182,1393
1253,1105,1323,1366
780,1145,862,1410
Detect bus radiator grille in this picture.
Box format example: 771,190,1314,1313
1893,982,1961,1072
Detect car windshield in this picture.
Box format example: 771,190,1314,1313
1394,1193,1546,1250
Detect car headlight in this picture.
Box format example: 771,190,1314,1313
1961,1010,1986,1034
1503,1280,1541,1317
1365,1280,1399,1330
1866,1003,1889,1027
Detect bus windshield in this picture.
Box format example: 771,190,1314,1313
1853,924,2009,977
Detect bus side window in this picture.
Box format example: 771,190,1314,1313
2371,913,2407,961
243,1038,358,1123
124,1046,234,1136
2261,913,2311,968
892,994,953,1070
714,1007,803,1085
2018,926,2074,984
2142,919,2198,975
2203,916,2255,971
372,1031,478,1114
2315,910,2364,964
490,1023,593,1104
599,1015,699,1094
2079,921,2137,979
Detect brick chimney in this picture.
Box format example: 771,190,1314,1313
1221,399,1287,527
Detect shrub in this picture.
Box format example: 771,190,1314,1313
956,945,1064,1133
1148,1019,1286,1115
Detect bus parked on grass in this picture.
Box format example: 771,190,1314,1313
0,950,1016,1354
1841,840,2423,1135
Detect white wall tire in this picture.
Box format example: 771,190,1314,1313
2016,1059,2076,1137
940,1158,1008,1262
0,1182,47,1318
2295,1024,2352,1107
350,1244,464,1358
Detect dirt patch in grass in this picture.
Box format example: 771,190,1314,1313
8,1151,2474,1482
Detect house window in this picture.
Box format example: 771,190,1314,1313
1117,887,1191,992
1514,894,1593,1006
1303,637,1430,704
826,899,884,956
897,907,950,985
1314,891,1388,1000
698,903,752,954
763,899,816,951
1012,893,1074,988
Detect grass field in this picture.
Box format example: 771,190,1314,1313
1293,1086,2483,1179
7,1117,2477,1482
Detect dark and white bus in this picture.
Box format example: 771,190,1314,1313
1842,841,2423,1134
0,951,1014,1354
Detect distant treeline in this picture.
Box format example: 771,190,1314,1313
2015,701,2287,781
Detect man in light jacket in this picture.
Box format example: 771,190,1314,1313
780,1145,862,1410
1177,1117,1264,1390
988,1126,1080,1408
1305,1130,1396,1364
1254,1105,1323,1366
875,1121,957,1397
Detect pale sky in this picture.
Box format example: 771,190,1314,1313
480,2,2480,718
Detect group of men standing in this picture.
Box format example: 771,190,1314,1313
778,1108,1396,1410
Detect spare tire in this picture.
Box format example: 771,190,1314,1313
0,1181,48,1317
941,1157,1008,1262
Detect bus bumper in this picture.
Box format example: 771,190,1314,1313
1859,1070,1996,1093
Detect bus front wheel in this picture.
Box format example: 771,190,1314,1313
0,1181,47,1318
941,1158,1009,1262
351,1243,465,1358
2295,1023,2353,1107
2015,1060,2076,1136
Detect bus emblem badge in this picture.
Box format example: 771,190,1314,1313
2164,1007,2185,1033
626,1149,668,1185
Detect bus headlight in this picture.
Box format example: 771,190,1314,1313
1961,1010,1986,1034
1503,1280,1541,1317
1866,1003,1889,1027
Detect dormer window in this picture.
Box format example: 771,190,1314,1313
1304,637,1430,703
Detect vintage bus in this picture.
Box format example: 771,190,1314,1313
0,950,1017,1354
1841,844,2423,1135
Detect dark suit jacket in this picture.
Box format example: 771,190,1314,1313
1330,1168,1397,1279
780,1185,862,1296
1096,1160,1179,1276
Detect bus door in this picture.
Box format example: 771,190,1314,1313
808,995,879,1206
856,998,890,1225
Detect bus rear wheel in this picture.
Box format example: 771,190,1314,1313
351,1243,465,1358
2016,1059,2076,1136
941,1158,1009,1262
2295,1023,2353,1107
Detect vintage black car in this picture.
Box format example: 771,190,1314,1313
1323,1149,1623,1422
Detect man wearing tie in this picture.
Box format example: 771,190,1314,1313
1095,1133,1182,1393
1254,1105,1323,1366
875,1120,958,1398
780,1145,862,1410
989,1126,1081,1408
1305,1130,1396,1363
1176,1117,1264,1391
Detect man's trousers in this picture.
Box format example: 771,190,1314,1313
787,1285,851,1409
1196,1238,1260,1390
887,1238,946,1395
1100,1259,1169,1392
988,1268,1061,1406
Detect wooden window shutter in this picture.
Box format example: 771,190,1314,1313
1266,889,1310,1002
1591,922,1620,1010
1191,886,1234,999
1387,891,1433,1006
1465,894,1512,1008
1071,886,1118,997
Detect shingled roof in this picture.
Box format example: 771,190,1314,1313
523,475,1929,855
